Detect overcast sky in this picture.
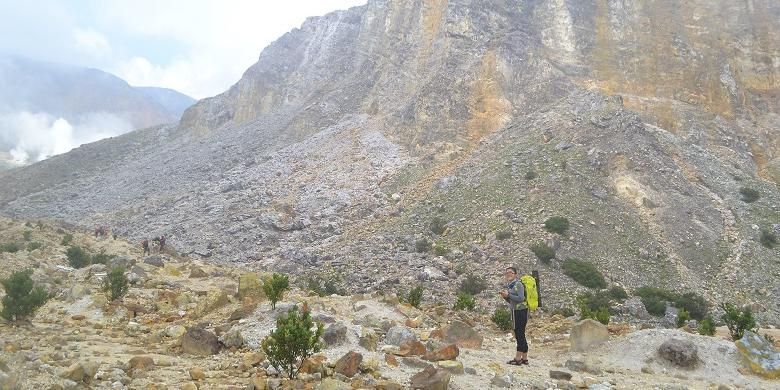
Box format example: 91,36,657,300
0,0,367,99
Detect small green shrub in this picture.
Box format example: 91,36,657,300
404,285,423,309
454,262,468,276
720,303,757,340
263,273,290,310
459,274,487,295
415,238,431,253
261,306,324,379
26,242,43,251
529,242,555,263
496,230,513,241
760,229,778,249
581,306,610,325
491,307,513,331
102,267,129,301
433,242,449,256
430,217,447,235
524,170,538,180
562,258,606,289
22,231,32,241
1,269,49,321
739,187,760,203
0,242,21,253
66,246,91,269
698,316,716,336
24,221,32,228
90,252,115,265
60,233,73,246
676,308,691,328
578,291,612,313
306,272,344,297
453,292,476,311
608,286,629,302
634,287,708,320
544,217,570,235
552,307,575,317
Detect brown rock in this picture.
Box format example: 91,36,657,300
189,266,208,278
409,365,451,390
71,315,86,321
128,356,155,374
385,353,399,367
376,380,404,390
181,383,198,390
397,340,427,357
570,319,609,352
189,367,206,381
423,344,459,361
334,351,363,378
243,351,266,367
182,328,221,356
298,355,326,374
229,303,258,321
250,377,267,390
442,320,483,348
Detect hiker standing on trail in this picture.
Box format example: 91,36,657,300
159,235,166,253
500,266,529,365
141,239,150,256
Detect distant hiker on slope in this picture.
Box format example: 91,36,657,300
159,235,166,253
141,239,150,256
501,266,530,366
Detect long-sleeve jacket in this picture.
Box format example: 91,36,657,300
506,278,526,311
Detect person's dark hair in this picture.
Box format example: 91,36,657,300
506,266,517,275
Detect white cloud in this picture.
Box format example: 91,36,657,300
0,111,132,163
73,27,112,58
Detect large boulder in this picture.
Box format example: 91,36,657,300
658,338,699,368
442,320,483,348
181,328,222,356
570,319,609,352
334,351,362,378
323,323,348,346
409,366,451,390
385,326,417,346
735,331,780,379
424,344,459,361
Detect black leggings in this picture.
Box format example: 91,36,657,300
513,309,528,353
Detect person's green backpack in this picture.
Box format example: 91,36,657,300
520,274,538,311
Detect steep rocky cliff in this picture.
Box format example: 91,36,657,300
0,0,778,323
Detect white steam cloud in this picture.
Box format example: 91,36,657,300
0,111,133,164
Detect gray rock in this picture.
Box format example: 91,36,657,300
385,326,417,346
570,319,609,352
549,370,572,380
219,328,244,349
143,256,164,268
490,373,513,388
323,323,348,346
181,328,221,356
658,338,699,368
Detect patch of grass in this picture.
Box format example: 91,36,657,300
698,316,716,336
306,271,345,297
430,217,447,235
90,252,115,265
26,242,43,251
634,287,708,320
524,170,538,180
491,307,512,331
529,242,555,263
496,230,513,240
415,238,431,253
459,274,487,295
760,229,777,249
552,307,575,317
0,242,21,253
453,292,476,311
608,286,628,302
676,308,691,328
22,231,32,241
433,242,449,256
739,187,760,203
544,217,570,234
562,258,606,289
60,233,73,246
66,246,91,269
581,306,610,325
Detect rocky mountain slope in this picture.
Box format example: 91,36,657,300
0,217,778,389
0,0,778,325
